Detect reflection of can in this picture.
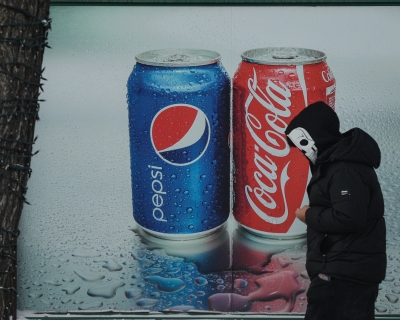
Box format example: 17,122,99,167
228,226,308,313
232,225,306,274
232,47,336,238
127,49,231,239
137,224,231,273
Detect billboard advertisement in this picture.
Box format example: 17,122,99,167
16,4,400,318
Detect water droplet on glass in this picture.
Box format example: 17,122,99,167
87,281,125,298
375,306,387,313
144,276,185,293
136,298,159,308
164,305,195,312
44,279,62,286
61,285,80,295
28,292,43,299
93,259,123,272
125,288,143,299
74,269,105,282
234,279,248,289
166,267,180,274
385,294,399,303
144,267,163,274
194,277,208,286
71,249,101,258
384,275,395,282
150,292,161,298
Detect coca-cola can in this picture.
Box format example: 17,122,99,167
232,47,336,239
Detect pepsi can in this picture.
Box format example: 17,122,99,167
127,49,230,239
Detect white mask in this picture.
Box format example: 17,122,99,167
287,127,318,164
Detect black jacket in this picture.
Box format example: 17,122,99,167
305,128,386,284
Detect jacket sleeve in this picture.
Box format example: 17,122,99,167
305,167,370,233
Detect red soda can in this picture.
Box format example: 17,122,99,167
232,47,336,238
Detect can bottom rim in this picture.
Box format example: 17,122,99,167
138,222,227,241
239,224,306,240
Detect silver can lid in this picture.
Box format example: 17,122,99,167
241,47,326,65
135,49,221,67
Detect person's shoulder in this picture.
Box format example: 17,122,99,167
328,160,376,184
324,160,373,176
329,160,372,170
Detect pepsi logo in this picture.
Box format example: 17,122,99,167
150,104,210,166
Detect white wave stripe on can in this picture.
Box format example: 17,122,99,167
326,83,336,96
296,65,308,108
160,111,207,153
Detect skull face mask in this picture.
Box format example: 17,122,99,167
287,127,318,164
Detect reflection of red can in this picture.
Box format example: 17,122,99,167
232,48,336,238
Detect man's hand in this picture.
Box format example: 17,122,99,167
295,205,310,224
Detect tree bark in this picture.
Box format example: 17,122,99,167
0,1,50,318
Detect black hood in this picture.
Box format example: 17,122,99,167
285,101,342,154
320,128,381,169
285,101,381,169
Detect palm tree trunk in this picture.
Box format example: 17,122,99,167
0,1,50,318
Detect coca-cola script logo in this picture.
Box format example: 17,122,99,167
322,67,335,82
244,68,292,225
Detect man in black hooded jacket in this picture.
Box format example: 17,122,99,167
285,101,386,320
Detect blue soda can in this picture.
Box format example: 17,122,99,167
127,49,231,239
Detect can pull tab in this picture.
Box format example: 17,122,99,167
272,52,297,59
165,54,191,63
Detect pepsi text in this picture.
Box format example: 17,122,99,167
149,165,167,222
